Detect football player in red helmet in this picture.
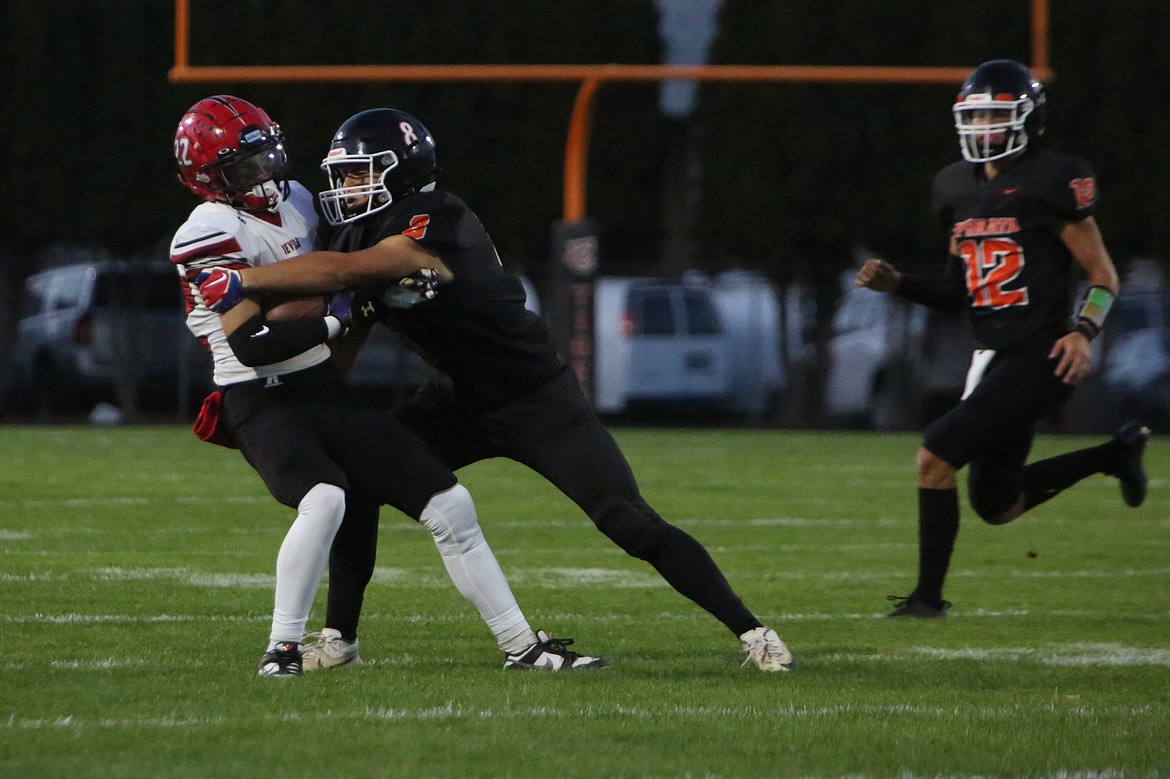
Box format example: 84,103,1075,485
174,95,291,212
856,60,1147,618
169,96,605,675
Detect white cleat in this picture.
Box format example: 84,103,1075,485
739,626,796,672
301,628,361,671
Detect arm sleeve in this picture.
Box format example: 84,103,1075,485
894,255,969,310
226,312,331,367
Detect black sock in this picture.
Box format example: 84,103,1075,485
914,488,960,606
1022,442,1112,511
325,497,380,641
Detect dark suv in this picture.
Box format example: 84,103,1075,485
1,260,211,417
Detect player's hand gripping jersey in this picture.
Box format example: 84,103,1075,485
329,190,564,409
931,148,1098,350
170,182,330,385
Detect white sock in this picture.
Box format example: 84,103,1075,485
419,484,537,653
269,483,346,647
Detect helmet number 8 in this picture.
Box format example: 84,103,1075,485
400,122,418,146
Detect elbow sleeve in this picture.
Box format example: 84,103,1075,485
226,313,330,367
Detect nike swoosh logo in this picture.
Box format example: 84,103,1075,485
1004,188,1019,195
251,326,270,338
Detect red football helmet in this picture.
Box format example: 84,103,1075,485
174,95,290,211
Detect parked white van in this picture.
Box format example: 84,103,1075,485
593,272,784,417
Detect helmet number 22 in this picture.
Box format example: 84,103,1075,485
175,137,193,168
960,237,1028,309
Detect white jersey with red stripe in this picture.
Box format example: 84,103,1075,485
169,181,330,386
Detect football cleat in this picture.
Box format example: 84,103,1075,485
257,641,303,677
301,628,361,671
1111,421,1150,508
739,626,796,672
503,630,608,670
886,594,950,619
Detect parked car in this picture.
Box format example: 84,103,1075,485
0,260,211,417
824,285,969,429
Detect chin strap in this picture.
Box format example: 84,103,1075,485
1073,285,1115,340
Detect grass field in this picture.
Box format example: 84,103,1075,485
1,425,1167,778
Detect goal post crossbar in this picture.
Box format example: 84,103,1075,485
170,0,1050,221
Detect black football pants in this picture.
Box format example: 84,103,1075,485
327,367,762,637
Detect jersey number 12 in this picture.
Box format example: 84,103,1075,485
960,237,1028,309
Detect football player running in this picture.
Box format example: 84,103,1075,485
171,96,605,675
854,60,1149,618
197,107,795,672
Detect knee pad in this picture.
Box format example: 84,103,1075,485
592,498,667,560
419,483,483,554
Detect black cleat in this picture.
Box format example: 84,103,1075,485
257,641,303,677
1111,421,1150,508
886,594,950,619
503,630,608,670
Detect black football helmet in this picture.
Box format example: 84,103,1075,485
318,108,438,225
952,59,1046,163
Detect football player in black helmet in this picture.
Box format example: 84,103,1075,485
856,59,1148,618
318,108,439,225
953,58,1047,163
197,107,796,671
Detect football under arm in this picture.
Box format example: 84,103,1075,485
240,235,451,296
219,298,333,367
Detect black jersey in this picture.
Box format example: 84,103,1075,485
329,190,564,409
931,148,1097,350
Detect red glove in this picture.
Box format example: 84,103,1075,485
196,268,245,313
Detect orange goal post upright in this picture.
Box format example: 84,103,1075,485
169,0,1052,225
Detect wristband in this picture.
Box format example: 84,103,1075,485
1074,285,1115,340
1074,320,1099,340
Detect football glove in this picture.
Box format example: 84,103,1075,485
381,268,439,309
196,268,245,313
328,291,354,329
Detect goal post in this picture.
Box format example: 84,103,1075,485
170,0,1051,224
